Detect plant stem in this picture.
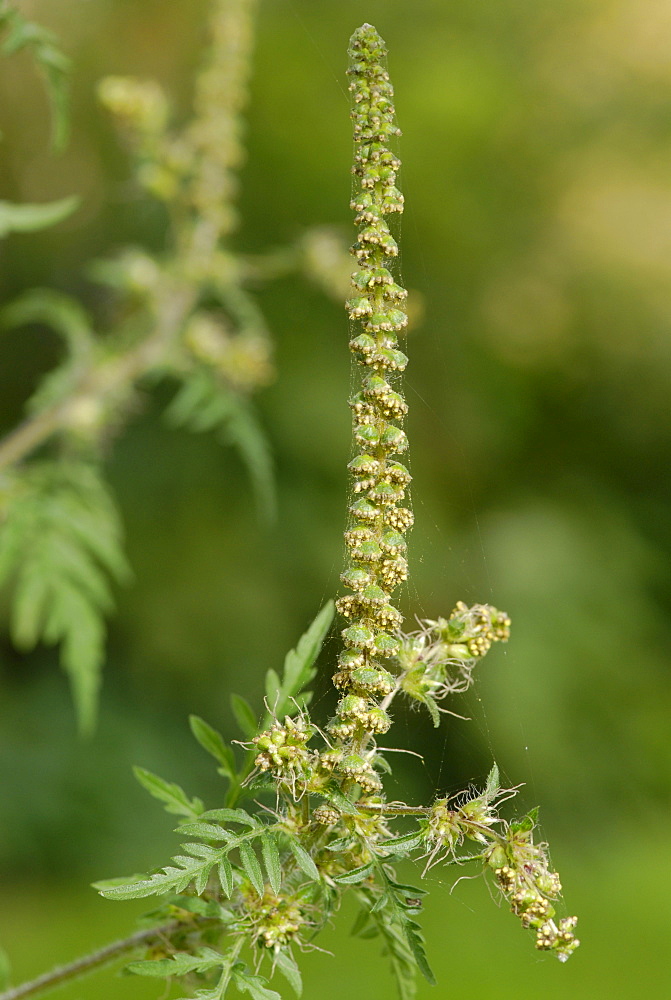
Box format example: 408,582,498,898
0,283,196,474
0,921,183,1000
358,802,430,816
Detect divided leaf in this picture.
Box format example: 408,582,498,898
264,601,334,724
230,694,259,738
286,839,319,882
165,370,275,522
273,949,302,997
233,968,281,1000
333,862,375,885
200,808,257,827
239,841,265,896
126,948,223,979
134,767,204,820
189,715,236,779
0,461,131,734
261,833,282,895
0,4,71,148
217,856,234,897
485,762,500,801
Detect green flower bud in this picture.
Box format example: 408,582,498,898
342,624,375,648
381,530,407,554
365,309,408,333
349,332,377,355
349,498,380,522
347,298,374,320
368,481,405,505
350,666,394,694
338,649,366,670
486,845,508,870
355,424,381,448
372,347,408,371
340,567,372,591
373,632,400,657
348,453,380,476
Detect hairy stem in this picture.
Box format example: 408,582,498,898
0,921,184,1000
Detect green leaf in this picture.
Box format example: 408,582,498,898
230,694,259,738
260,602,335,729
274,949,302,997
218,856,234,897
286,839,320,882
264,668,281,708
369,904,418,1000
261,832,282,895
319,784,358,816
133,767,204,819
350,906,374,938
403,919,436,986
276,601,334,712
419,693,441,728
126,949,223,978
189,715,236,778
0,196,79,238
485,763,500,801
220,394,276,525
333,862,375,885
233,968,281,1000
175,822,233,842
377,831,424,855
0,461,131,734
200,808,257,826
510,805,539,834
0,7,71,149
325,836,355,852
239,841,264,896
97,843,224,901
91,874,148,892
166,371,275,523
1,288,92,359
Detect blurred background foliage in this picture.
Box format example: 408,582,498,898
0,0,670,997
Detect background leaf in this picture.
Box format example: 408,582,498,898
0,461,131,734
0,197,79,238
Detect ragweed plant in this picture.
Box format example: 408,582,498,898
0,22,578,1000
0,0,349,734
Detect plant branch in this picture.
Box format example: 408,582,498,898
0,920,184,1000
0,282,196,474
357,802,430,816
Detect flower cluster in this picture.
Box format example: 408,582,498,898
252,715,314,792
331,24,409,758
241,887,308,950
421,772,509,870
487,813,580,961
395,602,510,723
97,0,273,404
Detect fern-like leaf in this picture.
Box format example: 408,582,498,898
165,369,275,522
0,3,71,150
264,600,334,721
0,460,131,734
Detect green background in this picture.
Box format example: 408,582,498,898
1,0,670,996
